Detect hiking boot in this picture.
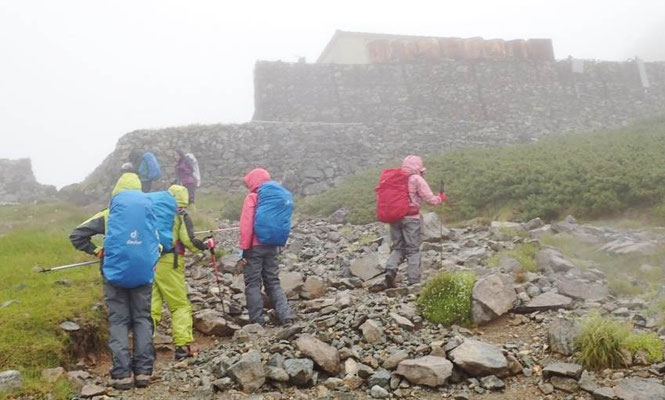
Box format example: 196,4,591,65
110,376,133,390
281,318,295,327
175,345,198,360
385,271,397,289
134,374,151,388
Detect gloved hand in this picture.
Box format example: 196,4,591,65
204,237,216,250
94,247,104,259
438,192,447,202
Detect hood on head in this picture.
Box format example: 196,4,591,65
244,168,271,192
402,155,426,175
112,172,142,196
168,184,189,207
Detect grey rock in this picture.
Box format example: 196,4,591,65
548,317,581,355
421,212,451,241
550,376,580,393
193,309,240,336
280,271,304,299
542,362,583,379
80,384,105,398
59,321,80,331
613,378,665,400
301,276,326,299
448,339,508,377
284,358,314,386
396,356,453,387
496,255,522,272
265,366,289,382
227,350,266,393
536,248,575,273
360,319,385,344
557,278,608,301
480,375,505,390
472,274,516,324
370,384,390,398
522,292,573,312
329,208,350,224
383,350,409,370
579,370,599,393
389,313,414,330
368,369,391,388
295,334,341,375
593,387,618,399
350,253,383,282
41,367,65,383
539,382,554,394
0,370,22,393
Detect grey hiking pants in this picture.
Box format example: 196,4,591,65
243,246,293,325
103,280,155,379
385,217,422,285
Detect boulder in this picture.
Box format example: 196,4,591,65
496,255,522,272
0,370,22,393
543,362,583,379
193,309,240,336
368,369,391,388
536,248,575,273
328,208,350,224
421,212,451,241
521,292,573,312
480,375,505,391
472,274,516,324
350,253,383,282
396,356,453,387
360,319,386,344
370,385,390,398
227,350,266,393
283,358,314,386
301,276,327,299
448,339,508,377
613,378,665,400
389,313,414,330
557,278,608,301
280,271,304,299
550,376,580,393
265,366,289,382
80,384,105,398
295,334,341,375
548,317,581,355
383,350,410,370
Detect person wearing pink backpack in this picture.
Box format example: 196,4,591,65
384,155,446,288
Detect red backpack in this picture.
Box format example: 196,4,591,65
376,168,416,223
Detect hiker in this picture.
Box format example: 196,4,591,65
69,171,159,390
128,149,162,192
238,168,295,326
151,184,214,360
174,150,197,204
383,155,446,288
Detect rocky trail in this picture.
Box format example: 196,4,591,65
31,214,665,400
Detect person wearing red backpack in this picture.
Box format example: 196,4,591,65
384,155,446,288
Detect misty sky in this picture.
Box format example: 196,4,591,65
1,0,664,188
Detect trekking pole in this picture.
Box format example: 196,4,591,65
194,227,239,235
37,260,99,273
209,247,226,313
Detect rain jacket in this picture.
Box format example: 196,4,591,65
152,184,205,346
70,173,142,259
175,154,196,186
401,155,442,219
239,168,271,250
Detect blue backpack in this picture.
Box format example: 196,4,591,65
254,181,294,246
103,190,160,288
146,191,177,253
139,152,162,181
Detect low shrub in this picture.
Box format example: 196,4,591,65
489,243,540,272
416,271,476,326
576,313,630,370
576,313,665,370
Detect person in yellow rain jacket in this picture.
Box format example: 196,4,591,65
151,184,214,360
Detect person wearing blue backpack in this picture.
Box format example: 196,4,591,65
151,185,214,360
238,168,295,327
128,149,162,192
69,172,159,390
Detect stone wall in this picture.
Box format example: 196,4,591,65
253,59,665,124
0,159,56,204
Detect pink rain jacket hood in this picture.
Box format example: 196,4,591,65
401,155,426,175
239,168,272,249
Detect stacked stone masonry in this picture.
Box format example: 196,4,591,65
77,58,665,200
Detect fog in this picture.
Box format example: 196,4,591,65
1,0,663,188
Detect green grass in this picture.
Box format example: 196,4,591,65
576,313,664,370
416,271,476,326
488,243,540,272
195,190,245,221
303,117,665,224
0,202,105,399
